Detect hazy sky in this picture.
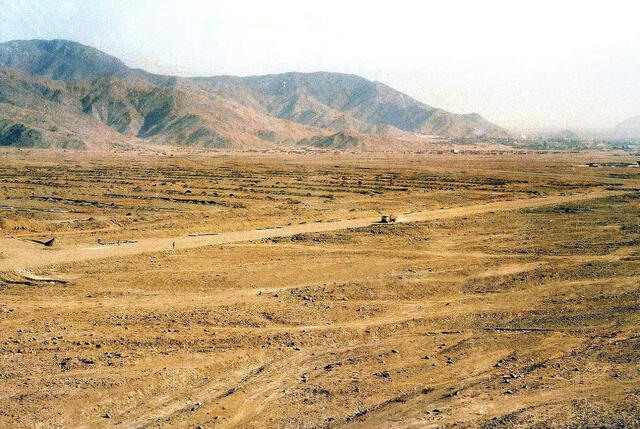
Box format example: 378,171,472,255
0,0,638,129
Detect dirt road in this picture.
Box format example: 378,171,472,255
0,190,625,271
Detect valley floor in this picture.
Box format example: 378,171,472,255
0,150,639,428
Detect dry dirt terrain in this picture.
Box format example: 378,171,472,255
1,149,639,428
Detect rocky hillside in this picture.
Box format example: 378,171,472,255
296,131,362,150
193,72,509,138
0,46,326,149
0,39,129,81
0,65,134,149
0,39,509,150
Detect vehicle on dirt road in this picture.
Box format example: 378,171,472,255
380,214,397,224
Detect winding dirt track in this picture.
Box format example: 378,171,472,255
0,190,624,271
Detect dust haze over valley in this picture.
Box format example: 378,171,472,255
1,1,640,429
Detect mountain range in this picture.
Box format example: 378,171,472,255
0,39,510,150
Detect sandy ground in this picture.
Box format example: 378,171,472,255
0,190,623,271
0,150,639,428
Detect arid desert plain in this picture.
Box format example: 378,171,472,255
1,149,639,428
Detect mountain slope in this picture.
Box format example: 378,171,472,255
193,72,509,138
0,56,329,149
611,115,640,139
0,39,509,150
0,65,136,149
0,39,129,81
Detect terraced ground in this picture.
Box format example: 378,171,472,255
0,149,639,428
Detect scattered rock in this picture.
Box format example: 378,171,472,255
60,357,72,369
443,389,459,398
